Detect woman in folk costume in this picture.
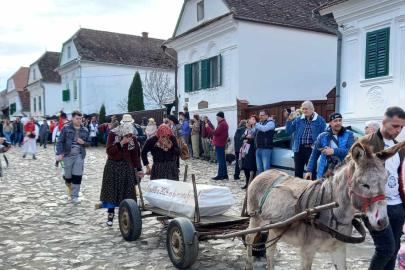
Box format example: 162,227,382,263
141,124,180,180
22,117,38,159
97,121,144,226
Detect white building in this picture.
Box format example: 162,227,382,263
56,28,176,116
319,0,405,130
163,0,338,134
6,67,30,118
26,51,61,118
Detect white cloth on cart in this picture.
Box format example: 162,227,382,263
143,179,235,218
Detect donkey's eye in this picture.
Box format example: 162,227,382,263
362,184,370,189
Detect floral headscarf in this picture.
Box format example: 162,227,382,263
111,122,136,150
155,124,173,151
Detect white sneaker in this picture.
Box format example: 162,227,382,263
72,197,81,204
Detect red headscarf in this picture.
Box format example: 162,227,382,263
155,124,173,151
156,124,173,138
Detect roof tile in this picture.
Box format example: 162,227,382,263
72,29,176,69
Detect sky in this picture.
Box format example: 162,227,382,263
0,0,184,90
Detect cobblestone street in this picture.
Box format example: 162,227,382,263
0,146,375,270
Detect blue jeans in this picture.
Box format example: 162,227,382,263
13,131,23,146
256,148,272,174
215,146,227,178
368,204,405,270
3,132,12,144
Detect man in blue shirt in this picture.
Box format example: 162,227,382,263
286,101,326,178
179,112,192,156
253,110,275,174
305,113,354,180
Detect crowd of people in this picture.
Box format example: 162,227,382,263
3,101,405,269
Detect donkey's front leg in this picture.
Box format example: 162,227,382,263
265,229,277,270
330,244,346,270
245,216,261,270
300,247,316,270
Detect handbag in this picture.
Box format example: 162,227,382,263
177,137,189,160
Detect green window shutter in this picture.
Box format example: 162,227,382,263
184,64,192,92
62,89,70,102
10,103,16,115
218,54,222,86
201,59,210,89
366,28,389,79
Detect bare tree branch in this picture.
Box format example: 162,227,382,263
144,69,174,108
117,97,128,112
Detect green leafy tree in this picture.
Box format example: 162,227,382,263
99,103,106,123
128,71,145,111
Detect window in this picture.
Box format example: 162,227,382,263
33,97,36,112
73,80,78,100
197,1,204,21
10,103,16,115
67,45,72,59
38,96,42,111
209,55,221,87
62,83,70,102
192,62,201,90
33,69,36,80
184,55,222,92
365,28,390,79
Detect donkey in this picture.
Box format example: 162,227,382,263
245,141,405,270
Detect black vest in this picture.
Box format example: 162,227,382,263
255,120,275,149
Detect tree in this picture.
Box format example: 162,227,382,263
117,97,128,112
144,69,175,108
99,103,106,123
128,71,145,111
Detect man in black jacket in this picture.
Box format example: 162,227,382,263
253,111,275,174
233,120,247,180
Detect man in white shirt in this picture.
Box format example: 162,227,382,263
360,106,405,270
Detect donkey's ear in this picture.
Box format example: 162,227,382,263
350,142,367,164
376,140,405,161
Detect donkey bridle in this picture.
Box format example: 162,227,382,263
345,167,386,213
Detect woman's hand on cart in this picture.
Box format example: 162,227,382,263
145,165,151,175
136,171,145,180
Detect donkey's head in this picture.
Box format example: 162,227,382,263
347,141,405,231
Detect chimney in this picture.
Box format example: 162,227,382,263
142,32,148,38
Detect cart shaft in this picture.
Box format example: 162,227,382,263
202,202,338,240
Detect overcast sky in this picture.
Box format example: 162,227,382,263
0,0,184,89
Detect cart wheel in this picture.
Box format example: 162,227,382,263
166,218,199,269
119,199,142,241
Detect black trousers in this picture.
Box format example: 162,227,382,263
91,136,98,147
368,204,405,270
293,145,316,179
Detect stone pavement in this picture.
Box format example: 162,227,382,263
0,146,375,269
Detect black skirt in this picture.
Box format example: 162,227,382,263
151,160,179,181
100,159,137,205
241,144,257,171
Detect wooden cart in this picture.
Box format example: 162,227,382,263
118,171,338,269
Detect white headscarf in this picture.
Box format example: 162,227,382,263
111,122,134,137
111,122,136,150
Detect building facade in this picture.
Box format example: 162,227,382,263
26,51,61,117
57,28,176,116
6,67,30,118
320,0,405,130
164,0,338,134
